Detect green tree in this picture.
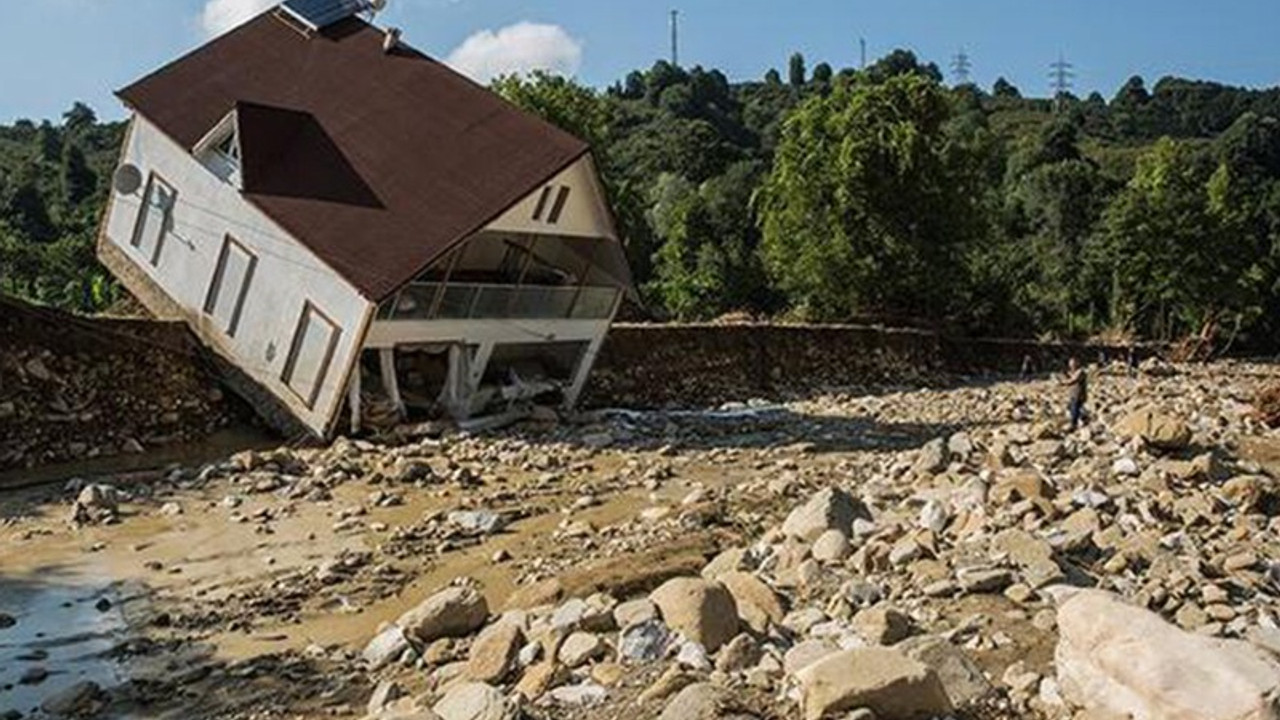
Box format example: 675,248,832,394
992,77,1021,99
1094,138,1253,339
788,53,806,87
758,74,985,321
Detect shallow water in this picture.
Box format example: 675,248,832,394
0,577,126,716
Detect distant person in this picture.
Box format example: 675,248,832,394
1061,357,1088,431
1127,345,1139,378
1020,353,1033,381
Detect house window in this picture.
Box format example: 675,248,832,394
198,117,242,186
131,174,175,266
203,235,257,337
532,185,571,224
281,302,341,409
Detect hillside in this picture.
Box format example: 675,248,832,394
4,51,1280,347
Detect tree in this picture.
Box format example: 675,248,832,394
758,74,985,321
865,50,943,85
1095,138,1254,339
492,71,609,150
788,53,806,87
62,102,97,135
992,77,1021,99
764,68,782,86
811,62,833,87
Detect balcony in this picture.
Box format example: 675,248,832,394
379,283,619,321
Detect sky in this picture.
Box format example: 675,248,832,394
1,0,1278,123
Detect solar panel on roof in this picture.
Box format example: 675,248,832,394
280,0,372,31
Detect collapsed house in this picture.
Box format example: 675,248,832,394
97,2,633,437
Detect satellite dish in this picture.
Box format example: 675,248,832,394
113,164,143,195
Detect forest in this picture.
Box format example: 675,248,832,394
5,50,1280,349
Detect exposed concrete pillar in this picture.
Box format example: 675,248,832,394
379,347,404,420
565,332,607,410
347,363,362,435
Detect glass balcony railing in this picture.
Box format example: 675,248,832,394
380,283,619,321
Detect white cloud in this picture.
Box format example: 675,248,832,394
200,0,277,38
446,22,583,84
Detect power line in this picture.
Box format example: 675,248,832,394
950,48,972,86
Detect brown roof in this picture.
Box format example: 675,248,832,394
118,12,591,301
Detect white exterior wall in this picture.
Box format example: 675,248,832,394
485,155,615,239
101,114,374,436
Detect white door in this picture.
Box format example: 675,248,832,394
205,237,255,336
283,304,340,408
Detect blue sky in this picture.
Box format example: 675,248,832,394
2,0,1277,123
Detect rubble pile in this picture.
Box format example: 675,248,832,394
0,298,235,471
4,359,1280,720
341,360,1280,720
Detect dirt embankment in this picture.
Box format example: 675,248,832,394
0,296,237,472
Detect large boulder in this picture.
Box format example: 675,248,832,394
897,635,994,707
795,647,952,720
466,621,524,683
397,587,489,645
649,577,739,652
432,682,510,720
781,487,868,542
717,572,785,634
1115,408,1192,451
657,683,729,720
1054,588,1280,720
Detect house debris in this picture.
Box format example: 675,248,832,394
97,3,633,438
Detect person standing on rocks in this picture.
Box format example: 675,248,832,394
1062,357,1088,431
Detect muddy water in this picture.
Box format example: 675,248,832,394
0,576,126,715
0,411,850,716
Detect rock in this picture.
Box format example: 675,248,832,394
948,432,975,457
364,624,411,669
1112,456,1141,476
432,682,509,720
40,681,106,717
702,547,752,580
619,619,670,663
784,640,839,677
614,598,659,628
503,578,564,611
20,666,49,684
466,621,524,683
956,567,1014,594
795,647,953,720
513,661,565,700
398,586,489,645
1055,588,1280,720
546,683,608,707
718,571,785,634
657,683,727,720
1115,407,1192,451
368,680,404,716
76,483,119,511
448,510,506,535
715,633,761,672
914,438,950,475
558,631,607,668
0,612,15,629
897,635,994,707
639,666,701,706
811,529,851,563
782,487,868,542
675,640,712,670
851,605,912,645
650,577,739,652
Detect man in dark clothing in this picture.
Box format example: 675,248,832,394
1062,357,1088,431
